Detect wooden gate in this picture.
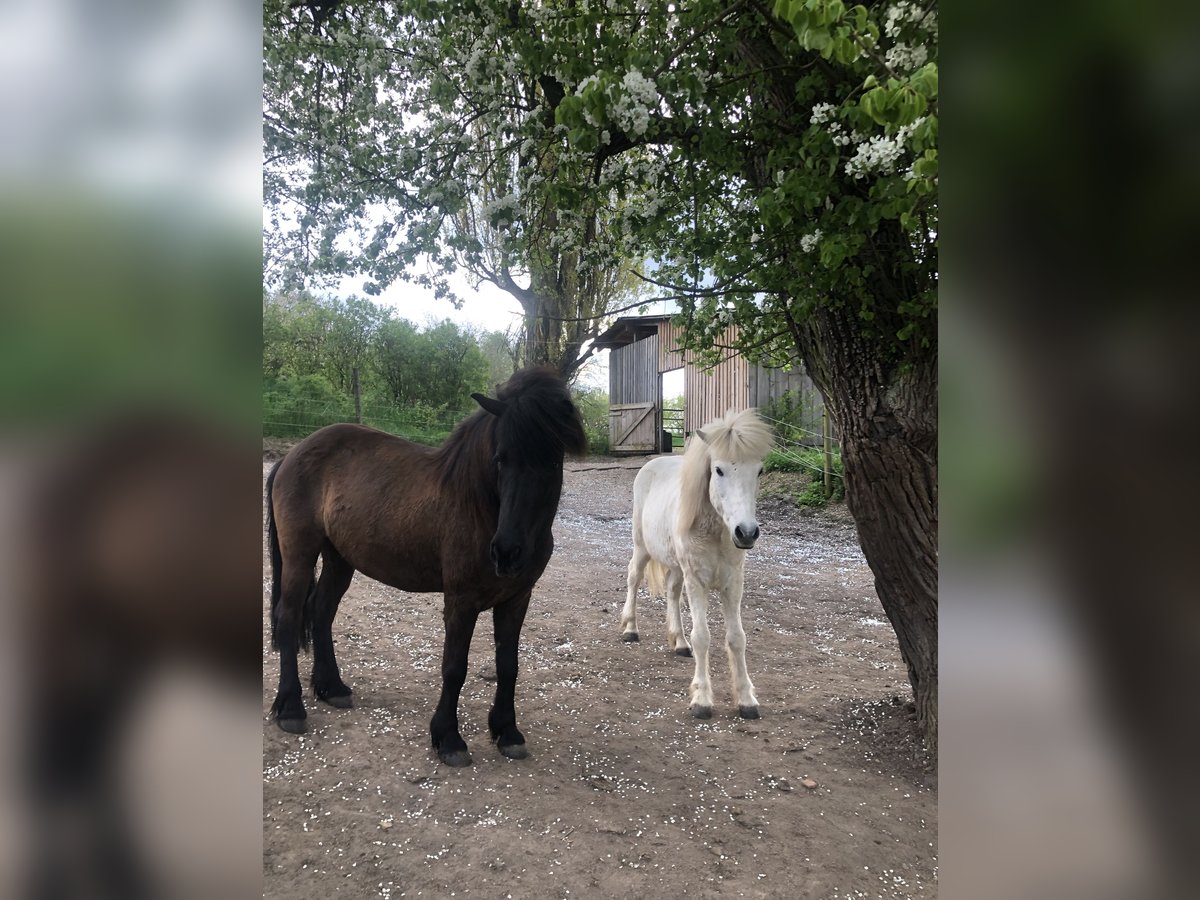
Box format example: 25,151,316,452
608,402,658,453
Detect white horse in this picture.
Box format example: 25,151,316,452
620,408,775,719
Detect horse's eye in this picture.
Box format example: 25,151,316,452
715,467,724,477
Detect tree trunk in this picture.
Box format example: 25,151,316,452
794,304,938,747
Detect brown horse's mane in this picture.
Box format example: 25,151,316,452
432,367,587,502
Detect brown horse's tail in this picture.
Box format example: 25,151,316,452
266,459,317,653
266,459,285,650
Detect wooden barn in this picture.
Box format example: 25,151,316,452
592,314,827,454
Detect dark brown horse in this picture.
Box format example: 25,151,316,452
266,367,587,766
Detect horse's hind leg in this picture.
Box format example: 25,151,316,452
271,560,316,734
489,591,532,760
310,548,355,708
620,545,650,642
665,567,692,657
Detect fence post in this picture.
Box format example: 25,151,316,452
822,406,833,499
352,367,362,424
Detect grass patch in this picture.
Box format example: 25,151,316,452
763,446,844,506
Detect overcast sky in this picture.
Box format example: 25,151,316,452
339,268,525,335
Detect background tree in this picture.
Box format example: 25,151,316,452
418,320,492,409
263,291,491,414
476,328,520,392
322,294,389,393
263,1,938,745
372,317,423,406
263,0,651,379
261,291,338,381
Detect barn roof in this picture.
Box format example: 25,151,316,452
592,314,672,350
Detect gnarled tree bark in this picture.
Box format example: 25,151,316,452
791,302,938,745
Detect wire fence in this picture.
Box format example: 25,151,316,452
262,395,842,496
263,395,473,445
263,392,613,453
758,412,844,500
758,412,840,448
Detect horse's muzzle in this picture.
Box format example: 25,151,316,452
490,539,523,577
733,523,760,550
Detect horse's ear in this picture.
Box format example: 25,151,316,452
472,393,507,417
696,428,711,444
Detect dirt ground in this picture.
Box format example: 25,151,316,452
263,455,936,899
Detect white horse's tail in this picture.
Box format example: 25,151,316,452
645,559,669,598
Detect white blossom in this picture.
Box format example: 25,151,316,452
885,42,928,72
810,102,836,126
844,117,926,179
884,2,938,40
799,230,822,253
609,69,658,136
575,74,600,94
481,194,520,228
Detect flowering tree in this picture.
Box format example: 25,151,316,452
263,0,650,378
264,0,938,745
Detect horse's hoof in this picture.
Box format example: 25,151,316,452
320,694,353,709
277,717,307,734
738,705,761,720
691,705,713,720
621,632,640,643
674,646,693,658
498,742,529,760
438,749,473,767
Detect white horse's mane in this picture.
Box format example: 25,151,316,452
677,408,774,534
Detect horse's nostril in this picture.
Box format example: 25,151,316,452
491,541,522,572
734,524,759,545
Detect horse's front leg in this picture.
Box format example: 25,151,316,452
489,591,532,759
665,567,691,656
682,568,714,718
430,604,478,767
720,565,759,718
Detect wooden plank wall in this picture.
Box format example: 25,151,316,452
609,333,659,405
657,320,752,433
607,319,830,445
685,355,749,433
747,365,829,446
657,318,687,372
608,334,661,451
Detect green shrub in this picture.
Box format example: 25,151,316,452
764,446,845,506
761,389,811,445
572,385,609,455
264,376,467,444
263,375,355,438
360,399,464,446
763,448,809,473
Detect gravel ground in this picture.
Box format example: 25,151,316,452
263,455,936,899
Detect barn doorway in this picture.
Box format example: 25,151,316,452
660,367,685,452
